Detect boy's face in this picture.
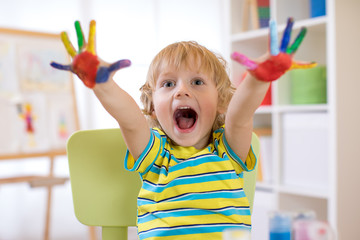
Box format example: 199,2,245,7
152,62,220,149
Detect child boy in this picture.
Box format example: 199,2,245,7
51,18,314,239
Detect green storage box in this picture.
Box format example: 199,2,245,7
290,66,327,104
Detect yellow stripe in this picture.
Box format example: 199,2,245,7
126,154,135,170
170,144,215,159
138,198,249,216
139,179,244,203
87,20,96,54
140,214,251,232
245,147,256,170
145,232,223,240
128,132,162,173
60,31,76,57
145,160,233,184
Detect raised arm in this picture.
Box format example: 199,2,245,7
225,18,316,161
50,20,150,159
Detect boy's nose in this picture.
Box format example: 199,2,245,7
175,82,191,98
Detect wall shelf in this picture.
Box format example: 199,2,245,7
224,0,339,239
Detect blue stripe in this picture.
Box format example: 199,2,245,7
136,134,155,171
214,138,219,149
138,206,251,224
142,170,238,193
125,131,155,172
137,188,245,206
222,132,258,173
137,198,154,205
148,163,173,178
222,133,246,169
144,170,235,186
161,148,171,162
139,205,249,218
168,154,220,172
214,126,224,134
148,154,227,176
139,223,251,239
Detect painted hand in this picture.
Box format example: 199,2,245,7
231,17,317,82
50,20,131,88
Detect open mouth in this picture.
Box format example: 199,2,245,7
174,107,198,130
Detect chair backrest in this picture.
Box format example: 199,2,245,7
67,128,141,239
67,129,259,239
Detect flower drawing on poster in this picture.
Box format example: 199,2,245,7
18,102,37,147
16,93,50,153
48,93,77,149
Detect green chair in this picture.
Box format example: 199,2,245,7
67,129,259,240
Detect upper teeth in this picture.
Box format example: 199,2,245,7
178,106,190,110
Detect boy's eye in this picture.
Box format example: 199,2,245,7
162,81,175,88
192,79,204,85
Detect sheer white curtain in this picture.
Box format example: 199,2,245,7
86,0,225,129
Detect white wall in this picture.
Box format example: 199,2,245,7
335,0,360,238
0,0,224,239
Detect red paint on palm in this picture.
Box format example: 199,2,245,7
251,53,292,82
72,51,100,88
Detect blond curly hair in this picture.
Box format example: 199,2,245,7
140,41,235,132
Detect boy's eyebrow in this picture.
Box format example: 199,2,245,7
158,71,176,78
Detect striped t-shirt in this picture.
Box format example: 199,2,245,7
125,126,257,240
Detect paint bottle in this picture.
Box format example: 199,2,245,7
293,210,317,240
269,211,292,240
293,219,335,240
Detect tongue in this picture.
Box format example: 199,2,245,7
178,116,195,129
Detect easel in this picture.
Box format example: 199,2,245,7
242,0,260,31
0,151,68,240
0,27,83,240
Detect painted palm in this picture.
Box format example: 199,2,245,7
231,17,317,82
51,20,131,88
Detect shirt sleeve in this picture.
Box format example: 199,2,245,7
214,126,257,173
222,133,257,172
124,129,163,175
